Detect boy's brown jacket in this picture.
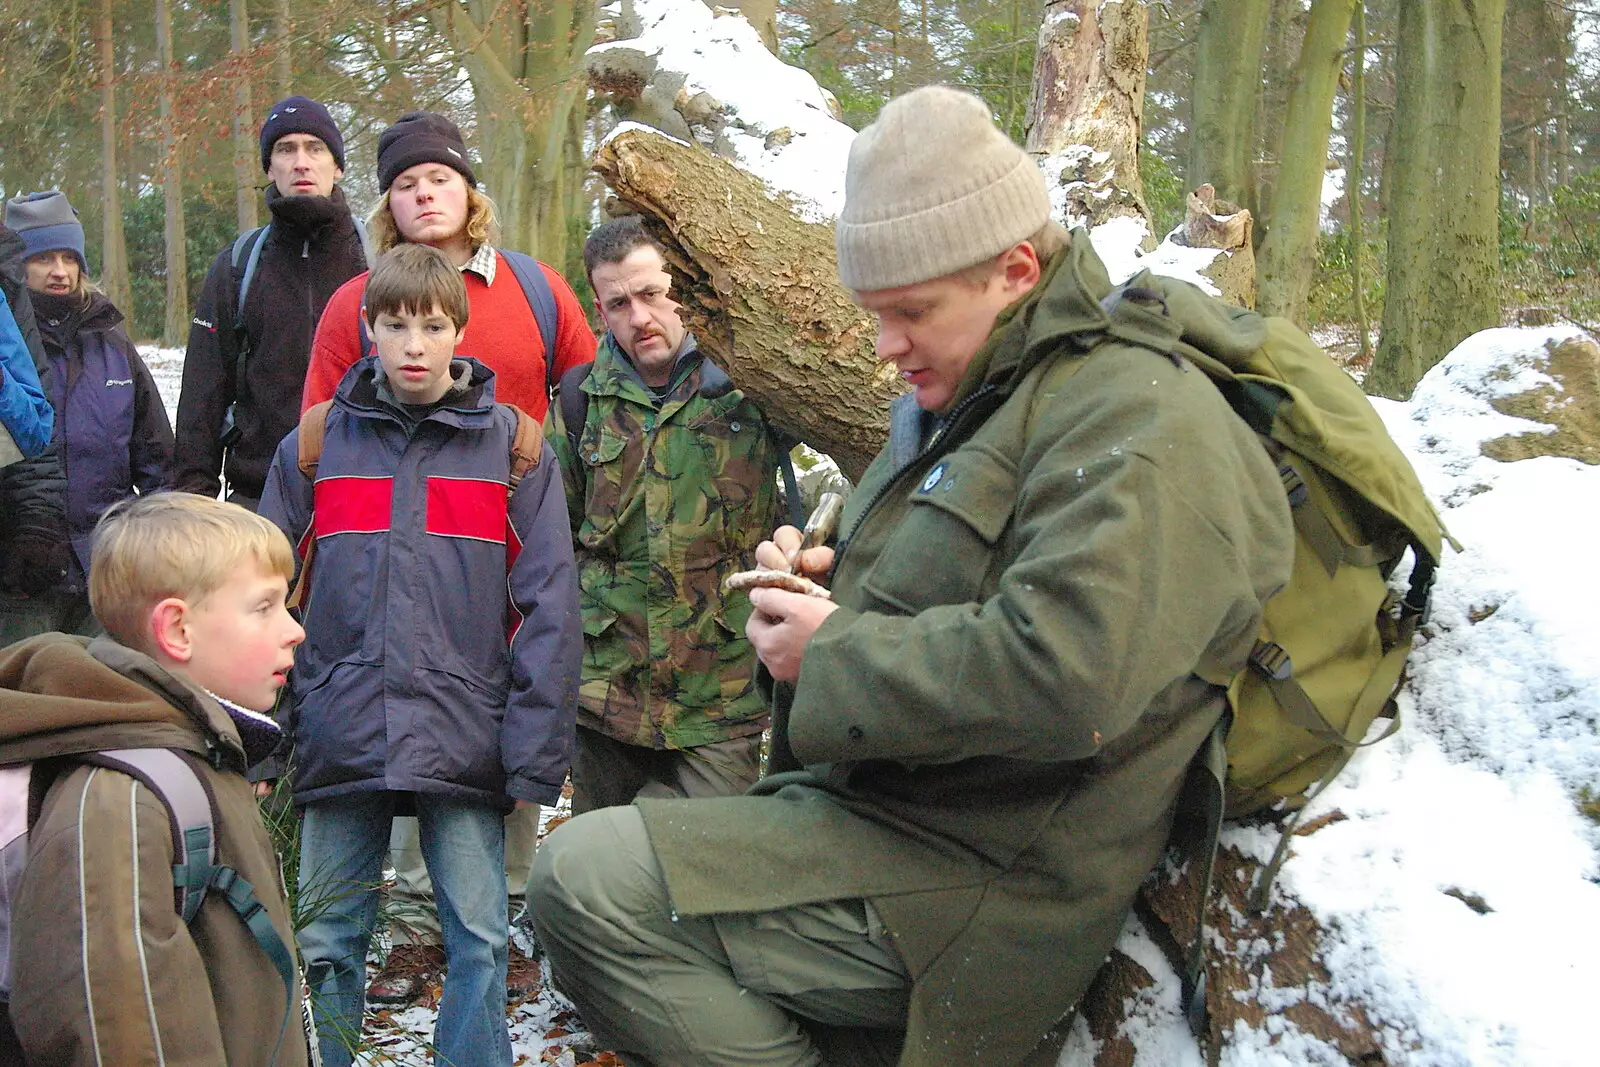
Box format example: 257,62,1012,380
0,633,307,1067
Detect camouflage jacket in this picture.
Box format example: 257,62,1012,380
546,333,782,749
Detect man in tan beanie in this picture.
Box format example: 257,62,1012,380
529,85,1294,1065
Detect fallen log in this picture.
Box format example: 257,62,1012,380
592,127,896,481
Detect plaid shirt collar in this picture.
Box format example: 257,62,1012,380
461,243,497,286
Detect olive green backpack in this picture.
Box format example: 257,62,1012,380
1083,275,1453,1033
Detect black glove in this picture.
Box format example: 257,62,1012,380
3,524,72,593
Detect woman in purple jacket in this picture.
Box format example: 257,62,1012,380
3,191,172,627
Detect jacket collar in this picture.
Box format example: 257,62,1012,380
0,634,247,769
265,183,357,242
591,332,728,412
335,354,498,430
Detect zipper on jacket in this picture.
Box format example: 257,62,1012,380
831,382,998,575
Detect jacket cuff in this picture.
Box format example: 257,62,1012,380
506,774,563,807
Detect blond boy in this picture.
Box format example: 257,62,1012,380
0,492,308,1066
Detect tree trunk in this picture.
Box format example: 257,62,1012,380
592,128,894,481
275,0,292,94
96,0,131,318
430,0,597,265
1367,0,1504,400
1025,0,1153,242
232,0,258,233
156,0,188,346
1253,0,1302,226
1349,2,1373,365
1188,0,1271,207
1256,0,1357,324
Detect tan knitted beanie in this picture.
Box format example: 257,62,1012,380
835,85,1051,291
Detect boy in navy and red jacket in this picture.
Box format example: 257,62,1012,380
258,243,580,1067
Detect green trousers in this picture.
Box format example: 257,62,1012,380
570,726,764,814
529,805,911,1067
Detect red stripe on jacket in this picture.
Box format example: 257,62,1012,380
314,476,393,536
425,477,508,543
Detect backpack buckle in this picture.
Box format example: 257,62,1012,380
1249,641,1294,682
1278,462,1309,508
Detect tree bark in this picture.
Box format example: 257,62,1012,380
1188,0,1271,208
156,0,188,346
232,0,258,233
275,0,292,95
1025,0,1153,242
1349,2,1373,365
1367,0,1504,400
429,0,597,265
96,0,131,318
1256,0,1357,324
593,128,895,481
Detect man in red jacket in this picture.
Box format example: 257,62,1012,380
301,112,594,418
300,112,595,1006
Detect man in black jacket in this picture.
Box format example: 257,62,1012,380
174,95,369,510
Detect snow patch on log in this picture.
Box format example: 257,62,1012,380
587,0,854,221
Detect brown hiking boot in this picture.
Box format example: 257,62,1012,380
367,944,445,1006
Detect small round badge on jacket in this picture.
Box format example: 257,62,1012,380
920,463,947,493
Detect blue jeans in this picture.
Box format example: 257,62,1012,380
298,793,511,1067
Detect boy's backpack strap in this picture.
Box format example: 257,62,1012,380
557,361,593,458
288,402,333,612
297,401,333,480
499,250,561,395
504,405,544,490
75,748,296,1066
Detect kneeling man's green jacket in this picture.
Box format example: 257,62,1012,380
640,234,1296,1064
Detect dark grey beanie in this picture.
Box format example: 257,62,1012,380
4,191,87,271
259,95,346,173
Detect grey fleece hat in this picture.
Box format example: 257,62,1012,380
834,86,1051,291
4,191,87,271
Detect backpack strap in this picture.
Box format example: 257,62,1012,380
219,225,272,447
288,402,333,611
498,250,561,396
503,405,544,489
232,224,271,317
1175,713,1229,1039
352,216,374,267
557,361,593,458
297,401,333,480
770,429,805,528
76,748,295,1067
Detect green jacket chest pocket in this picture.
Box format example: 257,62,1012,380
578,426,633,544
860,447,1017,615
679,404,773,564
